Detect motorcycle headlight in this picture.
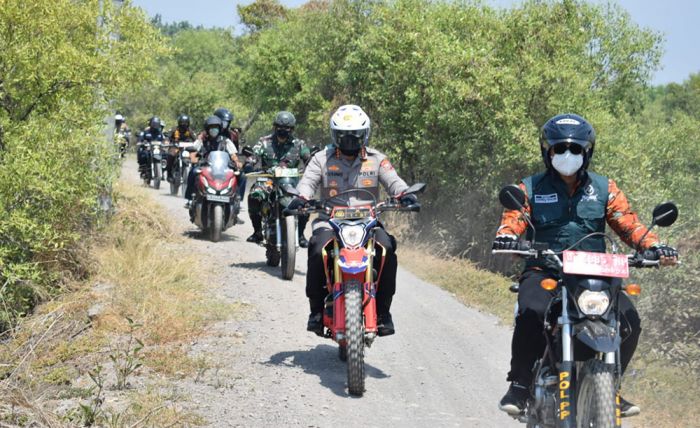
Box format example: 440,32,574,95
339,224,366,247
206,186,217,194
577,290,610,316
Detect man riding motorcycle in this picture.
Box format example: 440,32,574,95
184,116,241,209
167,114,196,182
114,113,131,155
493,113,679,418
211,107,246,200
246,111,311,247
289,104,418,336
137,116,165,177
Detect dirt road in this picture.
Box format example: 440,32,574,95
124,163,518,427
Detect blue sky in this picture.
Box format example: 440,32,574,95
131,0,700,85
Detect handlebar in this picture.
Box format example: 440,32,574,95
283,200,420,217
491,248,663,268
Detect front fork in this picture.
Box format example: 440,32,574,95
558,287,622,428
324,239,378,342
558,286,575,427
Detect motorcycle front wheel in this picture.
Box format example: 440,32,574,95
180,165,189,198
210,204,223,242
153,163,162,190
344,280,365,396
170,167,180,196
280,215,296,280
576,359,616,428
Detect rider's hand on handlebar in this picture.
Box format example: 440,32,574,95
492,235,519,250
399,193,418,207
287,197,307,211
651,244,679,266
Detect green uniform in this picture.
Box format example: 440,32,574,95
248,134,310,235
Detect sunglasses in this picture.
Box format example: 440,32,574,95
551,143,585,155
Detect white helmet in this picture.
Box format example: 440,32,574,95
330,104,370,154
114,114,124,121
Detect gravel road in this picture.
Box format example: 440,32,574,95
123,161,518,428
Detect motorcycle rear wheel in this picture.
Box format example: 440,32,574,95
345,280,365,396
280,215,296,280
210,204,223,242
576,359,616,428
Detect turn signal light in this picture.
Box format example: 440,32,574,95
625,283,642,296
540,278,558,291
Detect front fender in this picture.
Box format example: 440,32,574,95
574,319,620,353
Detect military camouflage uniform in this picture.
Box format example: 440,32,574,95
247,134,311,237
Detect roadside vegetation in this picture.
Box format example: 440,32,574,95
1,0,697,426
0,182,237,426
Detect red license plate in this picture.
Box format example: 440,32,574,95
562,251,629,278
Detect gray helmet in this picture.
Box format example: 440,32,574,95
273,111,296,128
204,115,223,130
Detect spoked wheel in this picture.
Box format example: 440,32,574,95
344,280,365,396
280,215,296,280
576,359,616,428
210,204,223,242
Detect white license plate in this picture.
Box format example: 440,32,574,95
562,250,629,278
274,167,299,178
206,194,230,203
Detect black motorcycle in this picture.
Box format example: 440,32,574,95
493,185,678,428
246,166,302,279
166,141,194,197
137,135,164,189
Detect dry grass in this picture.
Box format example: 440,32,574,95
397,243,698,428
398,244,514,323
0,181,241,426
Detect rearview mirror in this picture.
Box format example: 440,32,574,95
652,202,678,227
404,183,427,195
498,185,526,211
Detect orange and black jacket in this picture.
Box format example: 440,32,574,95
170,127,196,142
497,172,659,252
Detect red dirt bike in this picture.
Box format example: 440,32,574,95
285,183,425,396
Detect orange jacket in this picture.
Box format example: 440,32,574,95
496,179,659,250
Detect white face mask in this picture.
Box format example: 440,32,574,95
551,150,584,176
208,128,220,138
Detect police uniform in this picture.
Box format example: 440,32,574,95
296,146,408,316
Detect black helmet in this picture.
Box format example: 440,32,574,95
177,114,190,128
204,115,223,129
273,111,296,128
149,116,162,130
540,113,596,170
214,108,233,129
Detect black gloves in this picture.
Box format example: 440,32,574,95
492,235,519,250
400,193,418,207
287,197,307,211
651,244,678,259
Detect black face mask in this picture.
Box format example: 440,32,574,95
338,134,362,156
275,128,290,139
